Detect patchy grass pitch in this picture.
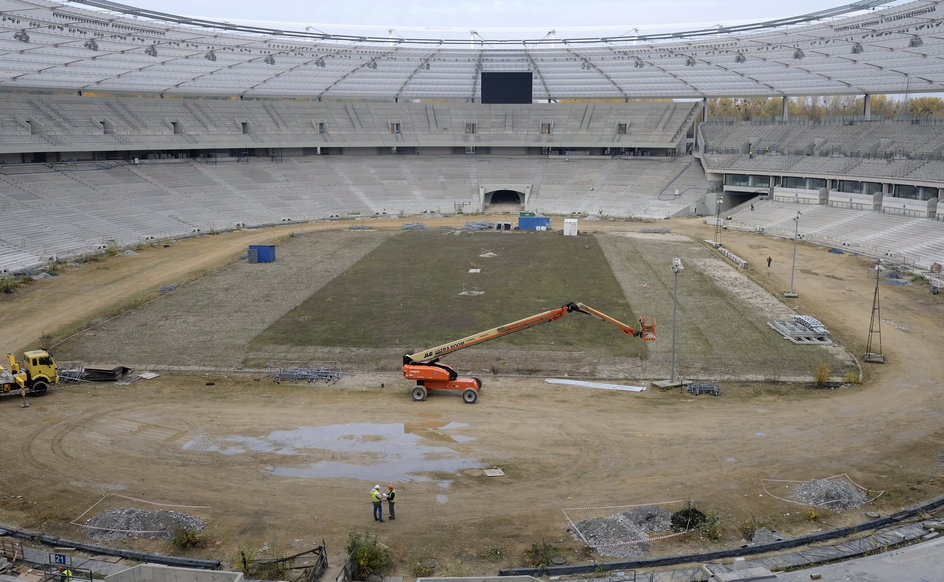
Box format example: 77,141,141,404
252,230,650,359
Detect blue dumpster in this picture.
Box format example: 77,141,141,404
248,245,276,263
518,216,551,230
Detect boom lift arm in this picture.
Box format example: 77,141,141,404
403,302,655,403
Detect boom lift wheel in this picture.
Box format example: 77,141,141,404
29,381,48,396
462,388,478,403
411,386,427,401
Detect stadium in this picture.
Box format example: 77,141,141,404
0,0,943,580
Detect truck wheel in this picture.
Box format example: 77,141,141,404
29,381,48,396
411,386,427,401
462,388,478,403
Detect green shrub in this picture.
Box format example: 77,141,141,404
171,528,207,550
738,516,765,539
345,530,391,578
524,541,559,568
671,505,707,532
255,558,287,580
812,361,831,387
411,561,435,577
482,548,503,562
699,512,723,541
231,547,287,580
234,549,255,576
0,275,34,294
78,251,106,263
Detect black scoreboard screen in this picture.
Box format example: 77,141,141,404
481,71,533,104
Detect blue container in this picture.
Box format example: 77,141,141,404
248,244,276,263
518,216,551,231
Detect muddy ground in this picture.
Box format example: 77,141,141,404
0,216,942,578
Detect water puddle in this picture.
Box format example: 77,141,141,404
183,421,481,481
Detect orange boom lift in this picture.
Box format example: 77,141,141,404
402,302,655,403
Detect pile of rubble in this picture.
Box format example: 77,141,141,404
750,527,785,544
83,508,206,542
462,221,494,231
792,478,867,510
570,505,672,559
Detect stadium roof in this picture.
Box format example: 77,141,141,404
1,0,943,100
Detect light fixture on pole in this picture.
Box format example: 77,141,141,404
669,257,684,386
783,210,801,298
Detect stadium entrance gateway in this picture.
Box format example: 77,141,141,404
487,190,523,206
481,184,530,212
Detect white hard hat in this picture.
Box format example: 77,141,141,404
373,484,380,490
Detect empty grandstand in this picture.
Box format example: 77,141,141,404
0,0,942,273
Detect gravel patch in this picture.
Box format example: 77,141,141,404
462,221,494,231
83,507,206,542
690,257,795,320
570,506,672,559
750,527,784,544
792,478,867,511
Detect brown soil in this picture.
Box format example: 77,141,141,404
0,216,942,577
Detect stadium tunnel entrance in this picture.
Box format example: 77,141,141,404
483,189,525,212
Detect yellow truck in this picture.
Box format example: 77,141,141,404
0,350,59,397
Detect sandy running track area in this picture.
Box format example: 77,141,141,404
0,216,941,576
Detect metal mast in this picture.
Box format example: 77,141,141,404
864,260,884,363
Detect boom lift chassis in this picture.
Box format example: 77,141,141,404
402,302,655,403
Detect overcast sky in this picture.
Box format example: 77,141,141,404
121,0,902,39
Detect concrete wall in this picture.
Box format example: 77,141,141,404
882,195,939,218
419,577,541,582
773,187,826,205
829,190,880,211
105,565,242,582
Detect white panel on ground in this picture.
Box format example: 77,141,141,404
544,378,646,392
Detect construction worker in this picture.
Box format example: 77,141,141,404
386,484,397,520
370,485,384,522
58,566,73,582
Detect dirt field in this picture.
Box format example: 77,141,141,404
45,224,849,380
0,216,942,578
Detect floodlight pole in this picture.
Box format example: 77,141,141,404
864,259,884,363
715,197,724,247
784,210,800,297
669,257,683,385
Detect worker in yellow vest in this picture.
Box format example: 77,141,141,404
370,485,384,522
386,484,397,520
58,566,73,582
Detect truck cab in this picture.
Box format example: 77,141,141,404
0,350,58,396
23,350,59,386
